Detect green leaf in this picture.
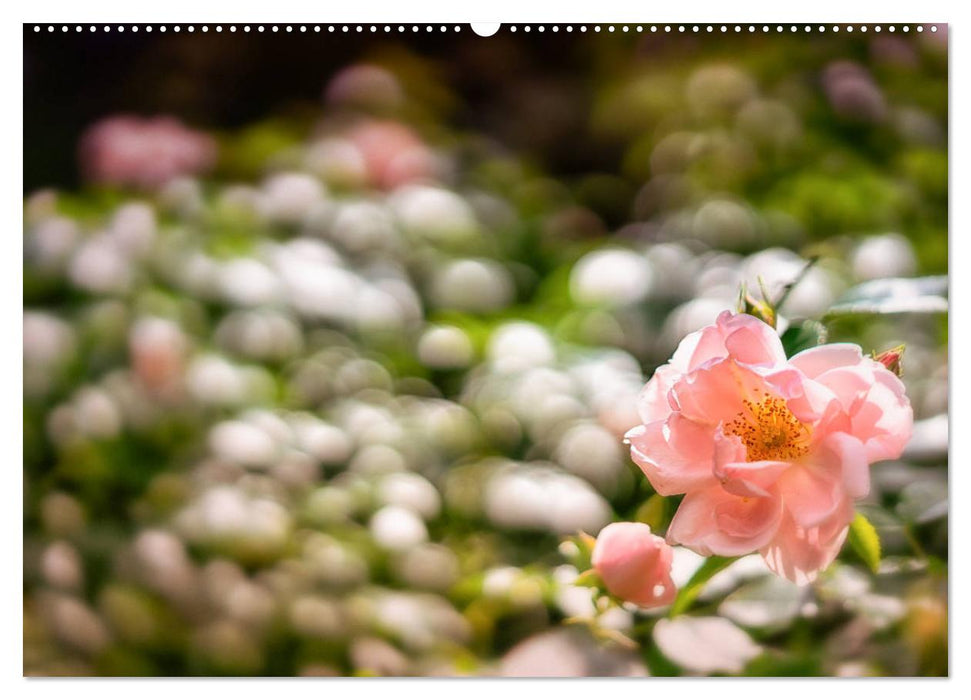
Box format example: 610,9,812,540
573,569,603,589
825,276,948,317
848,512,882,573
668,555,736,617
780,319,828,358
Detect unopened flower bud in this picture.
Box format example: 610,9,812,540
873,344,906,376
591,522,677,608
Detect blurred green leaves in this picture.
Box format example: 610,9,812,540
781,319,828,357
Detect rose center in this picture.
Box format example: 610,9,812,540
727,394,812,462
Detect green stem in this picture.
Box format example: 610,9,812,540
903,524,928,561
774,256,820,315
668,555,736,617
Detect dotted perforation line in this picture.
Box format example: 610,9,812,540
31,24,466,34
504,24,942,34
30,24,946,35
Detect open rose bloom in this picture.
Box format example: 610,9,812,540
627,311,913,584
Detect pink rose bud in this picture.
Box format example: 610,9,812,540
591,522,677,608
873,344,905,377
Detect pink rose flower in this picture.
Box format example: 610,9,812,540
79,115,217,190
626,311,913,584
592,522,677,608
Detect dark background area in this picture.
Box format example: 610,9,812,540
24,24,662,192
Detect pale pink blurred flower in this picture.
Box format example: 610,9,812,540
869,36,919,69
129,318,188,400
346,120,437,190
79,115,217,189
324,64,405,112
592,522,677,608
626,311,913,584
822,61,888,123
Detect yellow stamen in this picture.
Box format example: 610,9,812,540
727,393,812,462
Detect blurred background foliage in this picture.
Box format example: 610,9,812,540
23,25,947,677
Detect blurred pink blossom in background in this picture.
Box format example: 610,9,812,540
347,120,438,191
129,317,189,402
324,64,405,112
822,61,888,123
79,115,217,189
